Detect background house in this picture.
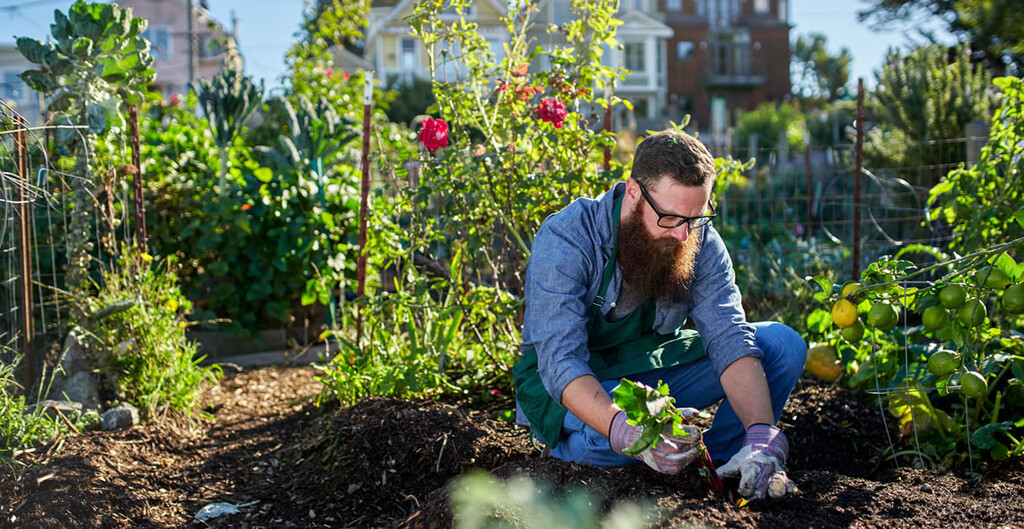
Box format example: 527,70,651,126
663,0,791,150
359,0,791,142
362,0,509,87
0,44,44,125
116,0,237,96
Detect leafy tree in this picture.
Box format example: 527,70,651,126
864,43,996,183
858,0,1024,74
733,101,807,155
791,33,852,104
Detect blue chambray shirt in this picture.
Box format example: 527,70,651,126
520,181,762,412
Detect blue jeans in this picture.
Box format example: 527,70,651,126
549,321,807,466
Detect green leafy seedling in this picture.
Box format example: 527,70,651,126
611,379,691,456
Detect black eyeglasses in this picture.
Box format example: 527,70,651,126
635,179,716,230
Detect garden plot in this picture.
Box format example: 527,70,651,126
2,365,1022,528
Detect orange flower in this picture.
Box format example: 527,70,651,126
241,204,251,211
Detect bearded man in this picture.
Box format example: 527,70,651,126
513,130,806,500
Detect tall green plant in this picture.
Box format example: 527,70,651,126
194,49,264,194
928,76,1024,255
82,246,221,418
16,1,155,309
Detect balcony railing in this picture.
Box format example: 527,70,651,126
704,41,766,86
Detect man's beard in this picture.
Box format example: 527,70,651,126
617,202,702,304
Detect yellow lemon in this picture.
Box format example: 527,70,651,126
831,299,858,329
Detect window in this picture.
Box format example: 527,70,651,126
633,0,646,11
400,38,417,83
624,42,645,72
440,1,474,18
2,71,26,102
142,27,172,60
666,0,682,11
676,41,694,60
754,0,769,14
486,38,504,63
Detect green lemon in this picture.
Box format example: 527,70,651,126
957,299,987,327
921,305,950,332
934,324,954,342
927,350,961,377
831,299,858,329
961,371,988,399
977,267,1011,290
840,318,865,343
866,302,899,332
940,285,967,308
1002,284,1024,314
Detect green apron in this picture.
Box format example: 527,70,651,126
513,192,705,448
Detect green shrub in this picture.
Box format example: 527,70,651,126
83,245,221,418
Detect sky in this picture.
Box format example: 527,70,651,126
1,0,954,91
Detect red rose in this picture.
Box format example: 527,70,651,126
536,97,568,129
418,117,449,152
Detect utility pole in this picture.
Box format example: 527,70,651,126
187,0,196,87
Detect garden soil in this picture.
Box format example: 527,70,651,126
2,365,1023,528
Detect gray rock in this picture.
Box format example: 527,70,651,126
56,371,101,411
102,403,139,431
26,400,82,421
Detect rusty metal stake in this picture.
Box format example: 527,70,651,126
129,105,146,248
15,118,36,388
356,71,374,347
853,78,864,279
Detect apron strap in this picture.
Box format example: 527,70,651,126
592,191,623,308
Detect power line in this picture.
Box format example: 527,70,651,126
0,0,71,9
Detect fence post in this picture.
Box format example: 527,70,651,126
804,133,814,238
15,118,36,388
853,78,864,279
965,119,989,166
129,105,146,248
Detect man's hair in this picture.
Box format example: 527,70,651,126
630,130,716,188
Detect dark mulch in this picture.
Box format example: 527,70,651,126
1,366,1022,528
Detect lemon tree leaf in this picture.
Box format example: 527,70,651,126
1013,206,1024,230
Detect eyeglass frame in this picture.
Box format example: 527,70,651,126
633,178,717,230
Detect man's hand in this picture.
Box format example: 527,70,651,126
608,410,702,474
718,423,796,499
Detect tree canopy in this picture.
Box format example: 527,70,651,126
858,0,1024,74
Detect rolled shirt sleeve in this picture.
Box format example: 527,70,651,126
521,218,600,404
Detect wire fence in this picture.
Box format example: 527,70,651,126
710,134,984,317
0,102,144,388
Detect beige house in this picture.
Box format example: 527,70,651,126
363,0,510,86
116,0,236,96
528,0,674,132
361,1,672,131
